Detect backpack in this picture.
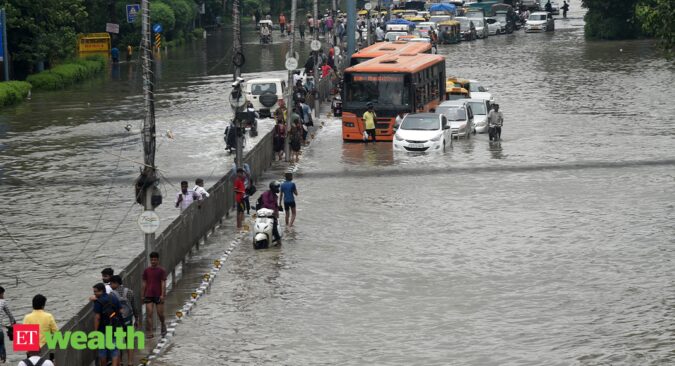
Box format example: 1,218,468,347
115,287,133,320
22,358,48,366
97,296,124,328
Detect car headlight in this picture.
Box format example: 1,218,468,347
394,134,404,141
430,134,442,142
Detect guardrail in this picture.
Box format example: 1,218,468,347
48,129,274,365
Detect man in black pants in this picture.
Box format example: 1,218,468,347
362,103,377,143
487,104,503,141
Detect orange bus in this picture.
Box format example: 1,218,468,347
342,53,446,142
349,41,433,66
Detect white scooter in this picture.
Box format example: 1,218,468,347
253,208,276,249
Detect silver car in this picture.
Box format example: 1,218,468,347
466,98,491,134
437,100,475,138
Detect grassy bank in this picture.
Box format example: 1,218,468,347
26,55,107,91
0,81,32,107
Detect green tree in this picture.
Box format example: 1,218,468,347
582,0,641,40
163,0,195,38
2,0,87,75
150,1,176,35
636,0,675,58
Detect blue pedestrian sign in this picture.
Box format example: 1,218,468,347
126,4,140,23
153,23,162,33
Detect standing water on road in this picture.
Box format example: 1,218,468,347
154,10,675,366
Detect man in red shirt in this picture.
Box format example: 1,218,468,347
234,168,246,230
142,251,167,338
279,13,286,35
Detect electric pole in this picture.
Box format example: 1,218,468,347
232,0,242,81
313,0,320,119
346,0,356,62
284,0,297,162
140,0,158,268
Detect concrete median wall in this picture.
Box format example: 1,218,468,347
47,129,274,365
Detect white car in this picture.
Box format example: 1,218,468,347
385,31,408,42
525,12,554,32
244,78,286,117
473,19,489,39
437,101,475,138
486,18,505,35
466,98,491,133
393,113,452,152
468,80,494,103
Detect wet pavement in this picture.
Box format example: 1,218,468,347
3,1,675,364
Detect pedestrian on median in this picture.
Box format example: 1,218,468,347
101,267,114,294
488,104,504,141
175,181,201,212
545,0,553,13
17,352,54,366
142,252,167,339
273,118,287,161
362,103,377,143
22,295,58,349
234,168,247,229
290,117,303,163
299,22,306,40
92,283,122,366
110,275,139,366
562,1,569,18
279,173,298,228
0,286,16,364
194,178,210,200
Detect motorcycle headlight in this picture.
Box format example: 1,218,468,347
430,134,442,142
395,134,404,141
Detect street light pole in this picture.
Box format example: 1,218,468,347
232,0,242,81
313,0,320,119
284,0,298,162
140,0,157,268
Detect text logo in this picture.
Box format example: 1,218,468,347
13,324,40,352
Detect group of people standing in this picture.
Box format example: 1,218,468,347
0,255,168,366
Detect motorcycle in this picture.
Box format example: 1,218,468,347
253,208,277,249
331,94,342,117
224,123,246,153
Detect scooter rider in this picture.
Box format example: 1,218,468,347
260,181,282,243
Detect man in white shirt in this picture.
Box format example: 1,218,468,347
487,103,504,141
193,178,210,200
18,352,55,366
175,181,201,212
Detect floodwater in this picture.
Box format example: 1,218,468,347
3,1,675,364
155,6,675,366
0,23,310,349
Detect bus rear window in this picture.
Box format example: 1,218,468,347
345,73,410,107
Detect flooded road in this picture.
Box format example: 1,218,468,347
2,2,675,364
154,9,675,366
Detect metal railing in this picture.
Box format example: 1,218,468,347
48,129,274,365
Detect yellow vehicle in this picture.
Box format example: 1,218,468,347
438,20,461,44
447,77,471,92
445,85,470,100
358,9,368,16
392,9,405,16
409,16,427,24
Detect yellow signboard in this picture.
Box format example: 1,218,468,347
77,33,111,53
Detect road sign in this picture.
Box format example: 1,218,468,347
285,51,299,61
106,23,120,34
138,211,160,234
310,39,322,51
364,3,373,10
153,23,162,33
285,57,298,71
229,93,247,108
126,4,140,23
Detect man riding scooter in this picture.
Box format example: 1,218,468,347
259,181,282,244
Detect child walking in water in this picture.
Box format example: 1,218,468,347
279,173,298,228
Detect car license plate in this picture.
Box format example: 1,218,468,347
408,143,425,149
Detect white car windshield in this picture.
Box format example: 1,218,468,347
529,14,547,21
474,20,484,27
468,102,487,115
469,83,487,92
400,116,440,131
250,83,277,95
439,107,467,121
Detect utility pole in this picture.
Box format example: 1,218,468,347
232,0,242,81
346,0,356,62
1,9,9,81
140,0,157,268
313,0,320,119
284,0,297,162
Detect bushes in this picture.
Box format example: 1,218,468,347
0,81,32,107
26,55,106,91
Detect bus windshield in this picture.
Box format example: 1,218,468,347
345,73,410,108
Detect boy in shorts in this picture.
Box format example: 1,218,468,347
279,173,298,227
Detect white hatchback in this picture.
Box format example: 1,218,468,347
393,113,452,152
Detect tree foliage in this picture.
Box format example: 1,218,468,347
581,0,641,40
2,0,87,72
636,0,675,57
